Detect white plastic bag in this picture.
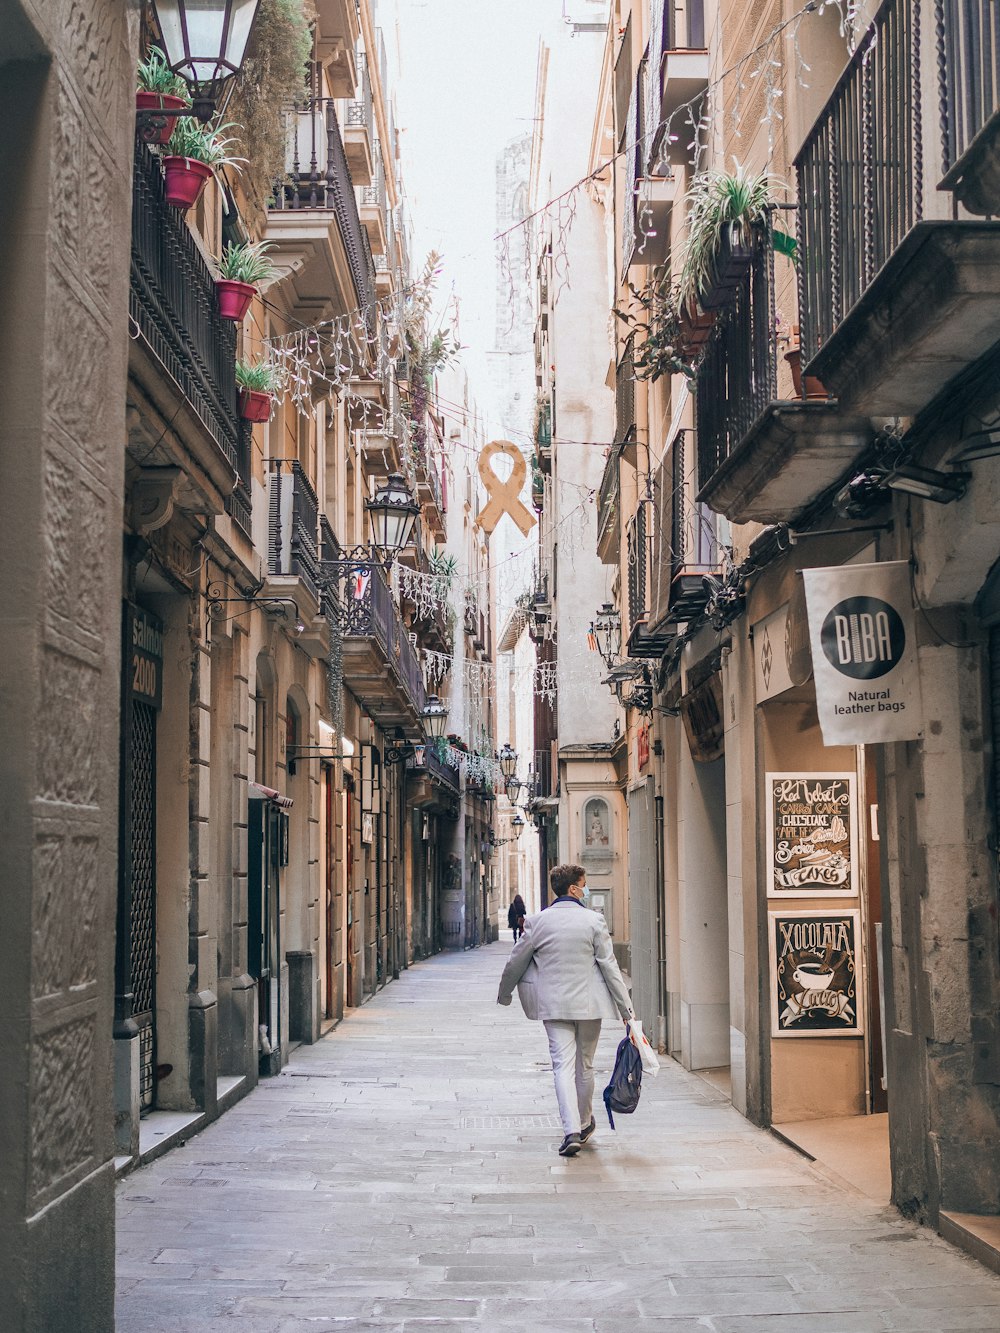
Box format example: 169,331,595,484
628,1019,660,1076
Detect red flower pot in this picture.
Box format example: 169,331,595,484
784,347,829,400
136,92,188,146
162,155,213,210
239,388,272,423
217,279,256,322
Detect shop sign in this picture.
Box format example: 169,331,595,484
765,772,857,897
753,589,812,703
125,603,163,709
802,561,922,744
361,811,374,844
680,672,724,763
768,909,864,1037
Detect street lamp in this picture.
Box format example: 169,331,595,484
151,0,262,121
498,743,518,782
421,695,448,740
511,811,525,829
505,775,523,801
365,472,419,563
593,601,622,667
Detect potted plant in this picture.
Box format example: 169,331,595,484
613,273,696,381
236,359,282,422
161,118,246,211
679,165,784,313
136,49,188,146
783,325,829,400
216,241,277,321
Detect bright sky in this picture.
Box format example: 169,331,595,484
382,0,552,430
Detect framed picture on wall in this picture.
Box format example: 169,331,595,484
765,772,858,898
768,909,864,1038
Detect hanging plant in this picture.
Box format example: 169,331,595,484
678,164,786,313
614,270,695,382
216,240,277,321
162,118,246,210
136,48,189,145
236,358,283,421
226,0,314,212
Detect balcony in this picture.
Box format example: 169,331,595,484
266,463,329,657
695,235,872,524
343,51,374,186
415,456,447,544
796,0,1000,418
406,744,460,815
596,448,620,565
360,145,388,254
373,251,393,297
666,432,720,626
651,0,708,167
266,99,376,317
332,554,426,737
615,344,636,445
314,0,360,95
128,144,242,513
536,398,552,473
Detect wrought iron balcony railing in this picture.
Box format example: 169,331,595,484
695,233,776,488
346,51,374,136
270,98,376,313
361,143,387,213
331,554,426,716
130,142,241,478
938,0,1000,205
268,462,321,598
795,0,919,363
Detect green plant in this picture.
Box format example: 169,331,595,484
137,48,187,97
613,271,695,382
218,240,277,284
166,118,247,172
236,359,283,394
678,164,785,310
227,0,314,211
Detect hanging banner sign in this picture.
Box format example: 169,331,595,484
802,561,922,745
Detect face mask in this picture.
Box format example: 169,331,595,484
580,885,590,903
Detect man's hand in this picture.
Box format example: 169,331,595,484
497,993,512,1006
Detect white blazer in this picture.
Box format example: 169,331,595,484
497,898,633,1022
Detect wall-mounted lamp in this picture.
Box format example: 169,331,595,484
884,463,970,503
139,0,263,130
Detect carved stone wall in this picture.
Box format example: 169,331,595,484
0,0,134,1325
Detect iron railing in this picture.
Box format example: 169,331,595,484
329,553,426,716
407,745,459,791
268,462,321,597
130,143,240,477
361,141,387,214
270,98,376,313
938,0,1000,176
530,748,553,799
695,233,776,488
346,51,374,136
795,0,919,362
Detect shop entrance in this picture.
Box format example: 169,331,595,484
248,794,286,1075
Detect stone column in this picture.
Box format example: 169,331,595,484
0,1,134,1325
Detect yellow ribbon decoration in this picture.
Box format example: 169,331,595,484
474,440,537,537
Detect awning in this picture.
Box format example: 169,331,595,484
248,781,294,809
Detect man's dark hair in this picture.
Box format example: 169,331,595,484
550,863,586,897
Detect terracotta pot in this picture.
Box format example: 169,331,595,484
162,155,213,210
784,346,829,400
217,279,256,322
136,91,188,146
238,388,272,423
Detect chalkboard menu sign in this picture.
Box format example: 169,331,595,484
769,910,864,1037
765,772,857,898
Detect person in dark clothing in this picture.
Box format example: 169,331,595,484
507,894,527,942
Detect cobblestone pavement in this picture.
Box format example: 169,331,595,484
117,941,1000,1332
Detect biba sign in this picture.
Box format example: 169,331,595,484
803,561,922,744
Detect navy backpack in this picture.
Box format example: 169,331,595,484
603,1031,642,1128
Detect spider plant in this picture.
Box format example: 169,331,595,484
218,240,277,285
678,164,785,311
137,48,187,97
236,359,283,394
165,118,247,173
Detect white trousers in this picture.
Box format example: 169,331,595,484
543,1018,602,1135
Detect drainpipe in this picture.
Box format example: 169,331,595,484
654,792,667,1051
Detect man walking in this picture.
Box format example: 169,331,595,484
497,864,634,1156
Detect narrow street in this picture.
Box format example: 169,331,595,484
117,943,1000,1332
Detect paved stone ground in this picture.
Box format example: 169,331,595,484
117,941,1000,1332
